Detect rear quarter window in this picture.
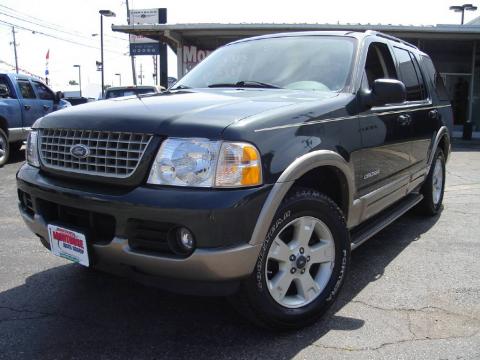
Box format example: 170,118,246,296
393,47,427,101
420,55,450,102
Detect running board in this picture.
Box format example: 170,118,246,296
350,193,423,250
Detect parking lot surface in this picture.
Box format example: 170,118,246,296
1,142,479,360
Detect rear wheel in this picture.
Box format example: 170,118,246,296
0,129,9,167
232,188,350,329
418,148,445,216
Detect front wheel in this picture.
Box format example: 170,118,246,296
0,129,9,167
232,188,350,329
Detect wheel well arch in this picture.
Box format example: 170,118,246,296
438,133,450,162
249,150,355,246
0,116,8,137
289,165,349,217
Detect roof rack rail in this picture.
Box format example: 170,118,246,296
364,30,418,50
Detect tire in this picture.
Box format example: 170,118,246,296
418,148,445,216
232,188,350,330
0,128,9,167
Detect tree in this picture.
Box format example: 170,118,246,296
69,80,79,85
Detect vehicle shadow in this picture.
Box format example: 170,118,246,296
0,210,440,359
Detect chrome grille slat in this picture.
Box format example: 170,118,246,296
39,129,152,178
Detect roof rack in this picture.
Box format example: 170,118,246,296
364,30,418,50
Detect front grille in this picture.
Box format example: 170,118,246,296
39,129,152,178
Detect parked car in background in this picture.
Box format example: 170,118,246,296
64,97,96,106
168,77,177,88
0,72,70,166
103,85,163,99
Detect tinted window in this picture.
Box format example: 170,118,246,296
393,47,425,101
17,80,36,99
175,36,356,92
420,56,450,101
105,88,155,98
33,81,55,100
364,42,397,88
0,76,15,98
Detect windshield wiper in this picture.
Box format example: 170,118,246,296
208,81,282,89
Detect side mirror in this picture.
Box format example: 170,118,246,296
0,84,10,98
361,79,406,108
54,91,64,103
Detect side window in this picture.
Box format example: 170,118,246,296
0,76,15,98
364,42,397,89
420,56,449,101
393,47,426,101
17,80,37,99
32,81,55,100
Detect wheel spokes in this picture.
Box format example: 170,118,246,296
293,217,315,247
295,273,320,302
309,241,335,264
270,270,294,302
268,236,292,263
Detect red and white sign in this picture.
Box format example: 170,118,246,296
47,225,89,267
183,45,212,73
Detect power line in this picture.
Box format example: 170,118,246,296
0,4,127,42
0,20,126,54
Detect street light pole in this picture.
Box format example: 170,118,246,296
73,65,82,97
449,4,478,24
99,10,116,99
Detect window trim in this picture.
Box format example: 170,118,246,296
16,79,37,100
32,80,55,101
392,46,429,103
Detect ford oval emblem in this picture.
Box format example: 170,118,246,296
70,144,90,159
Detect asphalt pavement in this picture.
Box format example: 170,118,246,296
0,141,479,360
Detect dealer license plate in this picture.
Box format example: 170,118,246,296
47,224,89,267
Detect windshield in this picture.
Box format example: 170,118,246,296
174,36,356,92
105,88,155,99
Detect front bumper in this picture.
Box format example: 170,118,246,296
17,164,271,288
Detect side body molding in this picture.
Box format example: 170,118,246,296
249,150,356,246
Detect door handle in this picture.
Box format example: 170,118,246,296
43,105,50,111
24,105,31,110
397,114,412,126
428,109,439,119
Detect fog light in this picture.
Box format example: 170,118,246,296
177,227,195,252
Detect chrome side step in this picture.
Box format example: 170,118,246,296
350,193,423,250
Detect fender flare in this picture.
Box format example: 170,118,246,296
248,150,356,246
427,126,451,167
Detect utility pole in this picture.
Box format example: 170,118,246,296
139,63,143,85
11,27,18,73
126,0,137,85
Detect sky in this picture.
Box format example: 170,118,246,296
0,0,477,98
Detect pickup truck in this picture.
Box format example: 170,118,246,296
17,30,453,329
0,73,70,166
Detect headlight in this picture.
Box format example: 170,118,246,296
26,131,40,167
148,138,262,188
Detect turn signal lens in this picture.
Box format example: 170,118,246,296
215,142,262,187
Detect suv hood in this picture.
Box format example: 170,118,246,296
36,89,339,138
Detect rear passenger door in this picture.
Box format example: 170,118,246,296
391,46,431,176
